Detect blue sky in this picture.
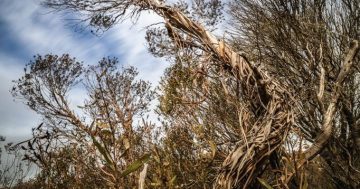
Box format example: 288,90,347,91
0,0,168,142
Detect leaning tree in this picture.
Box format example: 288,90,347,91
24,0,360,188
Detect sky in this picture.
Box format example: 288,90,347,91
0,0,168,143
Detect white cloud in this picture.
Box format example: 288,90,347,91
1,0,109,63
101,12,168,84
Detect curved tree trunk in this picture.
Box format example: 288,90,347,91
143,1,296,188
301,40,359,164
285,40,360,185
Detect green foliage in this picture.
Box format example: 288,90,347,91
91,136,115,171
120,154,151,177
257,178,274,189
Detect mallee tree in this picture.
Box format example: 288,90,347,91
7,0,360,188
